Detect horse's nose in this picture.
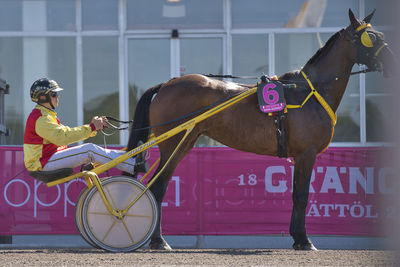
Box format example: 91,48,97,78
379,45,398,77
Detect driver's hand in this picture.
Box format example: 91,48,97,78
100,116,108,128
91,116,104,130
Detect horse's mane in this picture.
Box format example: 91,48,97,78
304,30,343,67
231,30,344,91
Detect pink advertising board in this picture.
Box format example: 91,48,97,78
0,146,394,236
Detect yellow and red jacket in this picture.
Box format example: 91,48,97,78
23,105,97,171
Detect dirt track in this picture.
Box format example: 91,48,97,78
0,248,396,266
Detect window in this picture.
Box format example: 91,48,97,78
0,0,22,31
127,0,223,30
365,0,393,26
47,37,77,127
232,34,268,83
127,38,171,118
83,37,119,144
82,0,118,30
232,0,359,28
0,0,76,32
0,38,23,145
320,0,359,27
47,0,76,31
180,38,223,75
232,0,304,28
275,33,329,75
0,37,76,145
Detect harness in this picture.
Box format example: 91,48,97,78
257,71,336,158
287,71,337,126
258,23,388,157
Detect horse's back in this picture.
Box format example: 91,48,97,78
149,74,241,126
153,74,226,103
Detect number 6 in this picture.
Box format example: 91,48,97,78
263,83,279,104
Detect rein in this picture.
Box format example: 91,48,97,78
104,89,247,132
205,67,377,83
106,66,378,133
107,24,384,133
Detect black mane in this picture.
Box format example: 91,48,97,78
305,30,343,67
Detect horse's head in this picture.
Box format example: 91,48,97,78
346,9,396,77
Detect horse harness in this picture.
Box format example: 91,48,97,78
257,70,336,158
257,23,387,158
107,24,386,159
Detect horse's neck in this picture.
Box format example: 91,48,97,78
302,39,355,112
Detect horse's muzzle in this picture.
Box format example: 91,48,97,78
377,45,398,78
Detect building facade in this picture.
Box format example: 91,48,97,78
0,0,392,146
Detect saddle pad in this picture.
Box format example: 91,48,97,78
257,80,286,113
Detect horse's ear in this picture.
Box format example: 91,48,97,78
363,9,376,23
348,9,360,28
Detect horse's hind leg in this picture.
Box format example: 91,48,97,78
148,163,172,250
148,131,199,250
290,148,318,251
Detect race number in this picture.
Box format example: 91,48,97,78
257,80,286,113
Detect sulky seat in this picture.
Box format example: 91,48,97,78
29,168,74,183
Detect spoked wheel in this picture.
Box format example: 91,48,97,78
74,186,99,248
80,176,158,252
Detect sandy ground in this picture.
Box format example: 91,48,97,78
0,248,396,266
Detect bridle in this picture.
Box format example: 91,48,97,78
345,23,389,72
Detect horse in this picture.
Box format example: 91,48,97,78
127,9,395,250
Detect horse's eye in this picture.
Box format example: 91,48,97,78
368,32,377,43
361,31,376,47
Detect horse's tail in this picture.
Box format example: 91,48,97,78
127,83,163,150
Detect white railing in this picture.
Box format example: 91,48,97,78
0,79,9,145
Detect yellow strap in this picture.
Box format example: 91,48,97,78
356,23,371,32
287,71,337,126
286,104,301,109
286,85,315,109
374,43,387,58
301,71,337,126
313,90,337,126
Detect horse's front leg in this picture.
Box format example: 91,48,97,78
290,148,317,250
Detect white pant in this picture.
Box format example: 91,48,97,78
42,143,136,174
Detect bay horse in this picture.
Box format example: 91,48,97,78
127,9,395,250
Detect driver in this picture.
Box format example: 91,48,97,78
23,78,147,175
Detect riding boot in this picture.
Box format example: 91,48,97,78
80,162,94,171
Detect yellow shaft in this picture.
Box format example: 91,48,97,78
47,86,257,187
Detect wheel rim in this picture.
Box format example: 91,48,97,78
74,186,100,248
81,176,158,252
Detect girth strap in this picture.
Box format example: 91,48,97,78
287,71,337,126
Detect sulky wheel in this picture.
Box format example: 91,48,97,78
80,176,158,252
74,186,100,248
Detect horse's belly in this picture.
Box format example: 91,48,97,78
204,111,278,156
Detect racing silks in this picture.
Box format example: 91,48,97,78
23,105,97,171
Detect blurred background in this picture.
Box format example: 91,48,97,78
0,0,394,147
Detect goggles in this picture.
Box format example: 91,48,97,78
356,23,387,59
50,91,58,97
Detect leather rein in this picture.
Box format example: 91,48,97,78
106,25,386,133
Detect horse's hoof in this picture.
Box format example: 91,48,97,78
293,242,318,251
149,240,172,250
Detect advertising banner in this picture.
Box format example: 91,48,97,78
0,146,393,236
